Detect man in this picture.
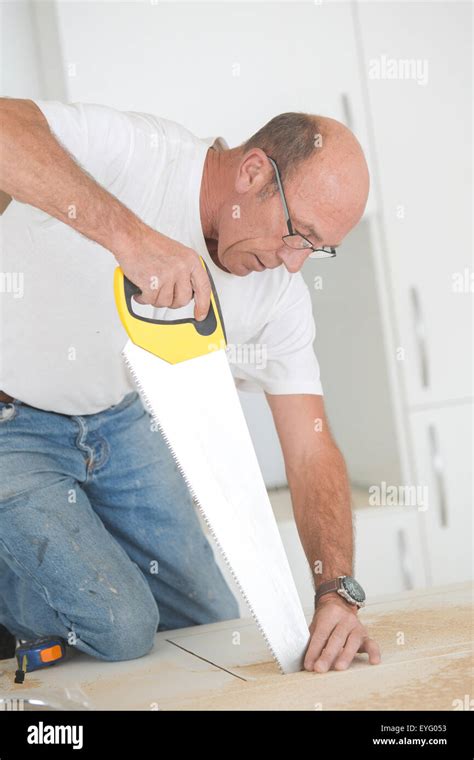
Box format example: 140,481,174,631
0,98,380,672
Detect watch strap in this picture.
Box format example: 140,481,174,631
314,578,340,605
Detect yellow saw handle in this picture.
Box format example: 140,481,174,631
114,257,226,364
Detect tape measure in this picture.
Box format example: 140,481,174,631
14,637,67,683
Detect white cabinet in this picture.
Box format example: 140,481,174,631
52,0,369,155
238,391,287,489
357,1,472,405
303,217,412,488
351,0,473,589
1,0,44,98
206,487,429,612
409,403,473,585
302,1,473,593
354,507,427,597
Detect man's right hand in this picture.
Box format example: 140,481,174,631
116,228,212,321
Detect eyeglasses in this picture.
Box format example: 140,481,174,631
266,154,337,259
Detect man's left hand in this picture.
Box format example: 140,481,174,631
304,594,381,673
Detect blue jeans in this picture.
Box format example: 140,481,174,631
0,392,239,661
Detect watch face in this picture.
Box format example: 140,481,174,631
341,576,366,603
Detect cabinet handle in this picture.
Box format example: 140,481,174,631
410,287,430,388
341,93,354,130
428,425,448,527
396,529,414,590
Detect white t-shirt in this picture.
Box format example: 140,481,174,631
0,101,322,415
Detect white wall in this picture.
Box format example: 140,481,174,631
1,0,43,97
51,1,354,140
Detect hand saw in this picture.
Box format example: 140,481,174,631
114,258,310,673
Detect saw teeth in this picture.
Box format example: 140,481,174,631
122,350,285,675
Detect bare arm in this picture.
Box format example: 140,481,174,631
0,98,143,248
267,392,381,672
266,392,353,584
0,98,210,316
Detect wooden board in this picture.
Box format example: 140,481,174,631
0,637,237,711
161,582,473,710
0,582,471,710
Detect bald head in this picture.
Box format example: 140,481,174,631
286,115,370,247
201,112,370,276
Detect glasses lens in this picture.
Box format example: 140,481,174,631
283,234,313,250
309,247,336,259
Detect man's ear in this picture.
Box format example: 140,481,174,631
0,191,12,215
235,149,269,194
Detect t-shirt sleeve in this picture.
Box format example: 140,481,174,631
33,100,90,166
230,273,323,396
31,99,155,187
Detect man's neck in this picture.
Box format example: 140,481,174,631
200,146,237,273
205,236,230,273
200,146,221,240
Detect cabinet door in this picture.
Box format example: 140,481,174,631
358,1,472,404
52,0,375,208
354,508,427,597
409,403,472,586
53,1,363,137
239,391,287,489
51,0,375,216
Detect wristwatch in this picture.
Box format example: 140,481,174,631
314,576,366,609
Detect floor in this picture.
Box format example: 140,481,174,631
0,582,471,711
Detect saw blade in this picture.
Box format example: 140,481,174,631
122,340,310,674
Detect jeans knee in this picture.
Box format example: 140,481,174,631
80,593,159,662
108,600,159,661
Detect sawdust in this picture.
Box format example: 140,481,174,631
157,597,473,710
363,604,472,650
230,661,279,679
161,650,472,711
69,660,235,710
0,673,43,691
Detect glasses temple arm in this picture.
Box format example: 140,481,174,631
266,155,294,235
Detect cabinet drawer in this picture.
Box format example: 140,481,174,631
409,403,473,585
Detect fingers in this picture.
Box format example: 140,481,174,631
334,630,364,671
304,605,382,673
312,624,354,673
171,281,193,310
119,235,210,317
151,281,174,309
129,264,201,312
191,261,212,321
308,628,382,673
133,278,201,312
303,620,338,671
358,636,382,665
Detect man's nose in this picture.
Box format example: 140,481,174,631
277,247,310,273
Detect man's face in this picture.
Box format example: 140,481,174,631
215,147,369,276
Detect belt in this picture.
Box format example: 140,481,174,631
0,391,15,403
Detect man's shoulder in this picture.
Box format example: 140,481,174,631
118,108,214,151
36,100,206,149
